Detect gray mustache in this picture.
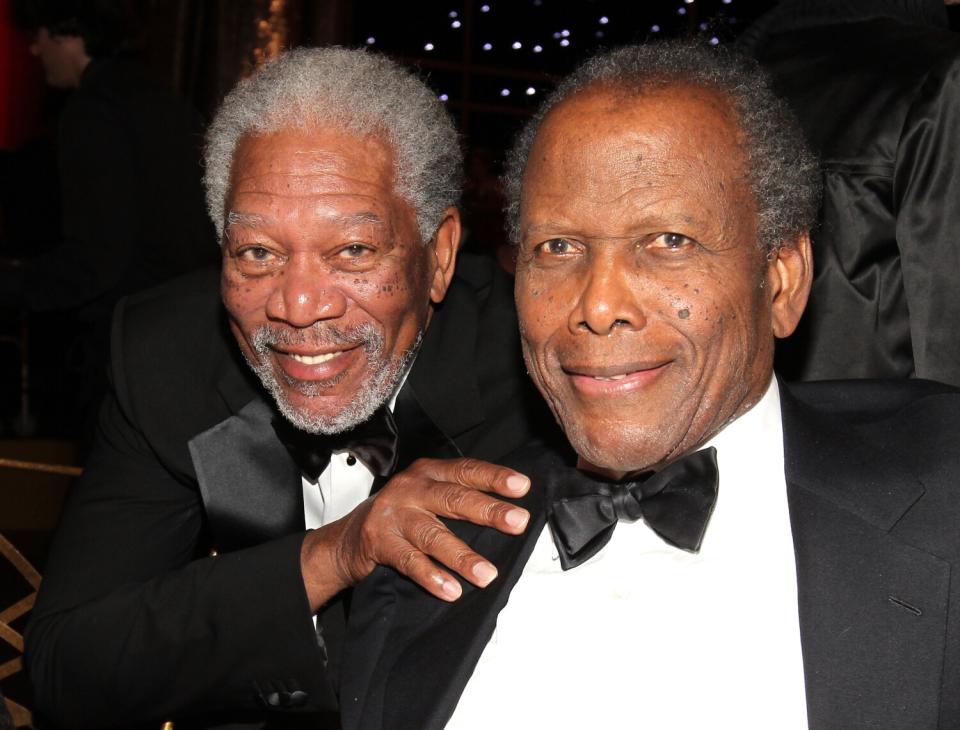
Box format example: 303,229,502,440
250,322,382,352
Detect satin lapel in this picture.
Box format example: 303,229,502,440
392,385,461,470
406,280,484,445
188,397,303,553
780,384,949,727
342,450,555,730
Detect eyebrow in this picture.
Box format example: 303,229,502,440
225,211,267,229
333,211,385,227
225,210,385,229
523,220,571,237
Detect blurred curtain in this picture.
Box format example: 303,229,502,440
142,0,353,119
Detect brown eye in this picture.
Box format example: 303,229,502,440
239,246,274,262
538,238,575,256
663,233,689,249
340,244,373,258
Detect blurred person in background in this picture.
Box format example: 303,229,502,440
0,0,216,442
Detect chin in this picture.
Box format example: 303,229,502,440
563,416,679,476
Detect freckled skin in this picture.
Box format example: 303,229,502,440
514,84,810,477
220,127,458,425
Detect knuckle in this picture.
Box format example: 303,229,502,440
439,484,470,514
479,499,506,525
454,458,486,486
394,546,420,575
407,457,434,474
412,519,448,551
451,547,478,572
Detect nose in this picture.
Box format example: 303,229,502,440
569,250,646,335
264,258,348,327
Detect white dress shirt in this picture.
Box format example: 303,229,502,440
301,380,407,533
448,376,808,729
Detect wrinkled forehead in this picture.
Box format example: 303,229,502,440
521,82,754,221
534,80,748,173
228,125,397,190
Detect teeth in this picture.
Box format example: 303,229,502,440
289,351,343,365
594,374,627,381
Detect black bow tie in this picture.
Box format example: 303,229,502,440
548,447,719,570
273,407,400,481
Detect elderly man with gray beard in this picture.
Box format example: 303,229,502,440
25,48,551,729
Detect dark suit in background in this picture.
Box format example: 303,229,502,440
25,254,550,729
1,55,217,434
740,0,960,385
342,380,960,729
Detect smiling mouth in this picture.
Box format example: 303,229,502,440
563,361,671,394
287,351,346,365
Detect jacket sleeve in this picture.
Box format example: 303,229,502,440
24,300,335,728
894,53,960,386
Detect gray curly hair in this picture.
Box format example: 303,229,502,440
204,47,462,243
503,40,820,253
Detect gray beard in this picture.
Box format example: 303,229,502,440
244,322,422,435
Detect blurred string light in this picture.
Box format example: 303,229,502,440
356,0,747,107
252,0,287,67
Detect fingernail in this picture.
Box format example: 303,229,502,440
505,508,529,529
473,561,498,585
441,578,462,599
506,474,530,492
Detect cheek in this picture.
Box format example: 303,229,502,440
221,271,270,323
516,269,566,344
342,257,432,339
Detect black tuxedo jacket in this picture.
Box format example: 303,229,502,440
342,379,960,729
25,255,554,729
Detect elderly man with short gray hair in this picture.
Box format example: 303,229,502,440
341,39,960,729
25,47,549,729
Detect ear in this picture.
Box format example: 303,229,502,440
427,207,461,305
766,231,813,339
